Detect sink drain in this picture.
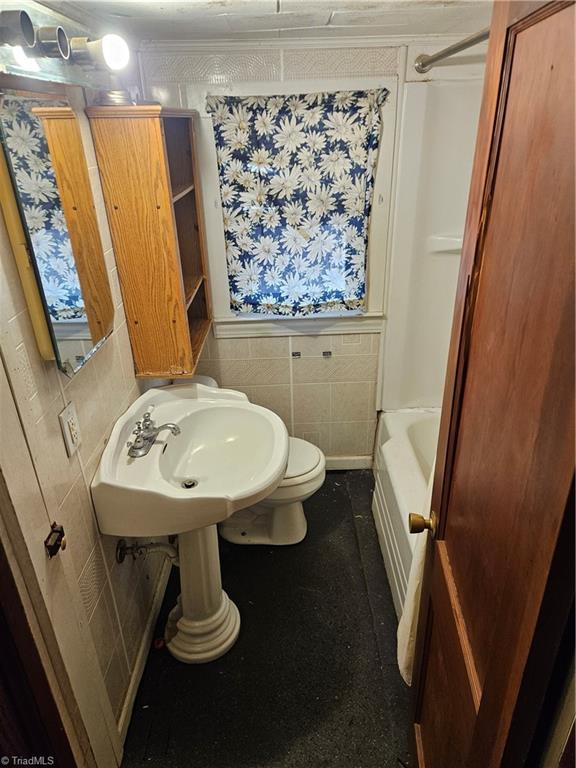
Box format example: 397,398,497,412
181,479,198,489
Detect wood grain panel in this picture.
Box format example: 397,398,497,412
163,116,194,197
189,113,212,319
173,191,203,304
418,546,477,767
34,107,114,344
430,0,552,544
187,281,211,366
87,109,192,376
444,0,574,690
413,3,575,767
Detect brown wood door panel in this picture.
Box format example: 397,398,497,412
446,0,575,689
414,3,575,767
417,546,478,767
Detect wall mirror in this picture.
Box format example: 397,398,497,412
0,85,114,376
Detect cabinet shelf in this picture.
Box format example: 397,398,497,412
172,183,195,203
189,316,211,355
188,281,210,363
184,274,204,309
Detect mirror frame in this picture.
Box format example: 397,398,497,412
0,73,114,375
33,105,114,344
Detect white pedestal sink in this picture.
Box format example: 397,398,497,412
91,384,289,663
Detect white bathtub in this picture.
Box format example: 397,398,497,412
372,410,440,618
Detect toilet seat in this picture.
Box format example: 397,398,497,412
277,437,323,488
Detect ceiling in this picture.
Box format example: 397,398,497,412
42,1,493,43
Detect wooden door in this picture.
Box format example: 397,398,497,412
413,3,575,767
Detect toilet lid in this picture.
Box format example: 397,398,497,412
284,437,322,479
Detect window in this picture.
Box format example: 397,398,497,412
206,89,389,318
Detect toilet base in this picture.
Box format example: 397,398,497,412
219,501,307,545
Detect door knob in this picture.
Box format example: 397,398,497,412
409,511,437,536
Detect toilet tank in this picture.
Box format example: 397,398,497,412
190,375,219,388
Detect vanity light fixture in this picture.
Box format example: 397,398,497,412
32,26,70,60
70,33,130,71
0,10,35,48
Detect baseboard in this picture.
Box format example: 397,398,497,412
118,558,172,742
326,455,373,470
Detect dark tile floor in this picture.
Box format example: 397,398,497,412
122,471,414,768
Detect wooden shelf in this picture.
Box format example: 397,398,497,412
163,116,194,202
184,274,204,309
189,316,211,356
172,183,195,203
187,280,210,363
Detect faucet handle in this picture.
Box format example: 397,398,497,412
142,411,153,427
132,421,142,436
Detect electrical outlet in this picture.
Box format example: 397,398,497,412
59,402,81,457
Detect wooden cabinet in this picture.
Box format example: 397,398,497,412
86,106,211,378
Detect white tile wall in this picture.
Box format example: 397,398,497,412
0,87,168,734
197,330,379,458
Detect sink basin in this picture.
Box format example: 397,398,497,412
91,382,289,665
92,383,289,537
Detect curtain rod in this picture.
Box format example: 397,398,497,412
414,27,490,73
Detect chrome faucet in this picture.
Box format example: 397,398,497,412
127,411,181,458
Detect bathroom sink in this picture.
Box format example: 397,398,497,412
91,383,289,537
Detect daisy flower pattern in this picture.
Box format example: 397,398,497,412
0,95,85,321
206,89,388,316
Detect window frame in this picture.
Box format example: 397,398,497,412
193,76,398,338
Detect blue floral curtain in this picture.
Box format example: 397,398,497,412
206,89,388,316
0,94,85,321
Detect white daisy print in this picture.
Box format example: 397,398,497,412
281,272,307,302
220,183,236,205
0,95,85,321
16,169,56,204
320,150,351,179
206,88,388,316
249,147,273,174
254,111,275,136
5,120,40,156
274,116,307,153
307,185,335,218
283,201,305,226
300,166,322,193
236,261,262,297
281,225,307,256
31,229,56,259
269,166,301,199
24,205,47,231
262,207,281,230
252,235,279,265
308,229,337,261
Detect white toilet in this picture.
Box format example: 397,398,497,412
188,375,326,545
219,436,326,545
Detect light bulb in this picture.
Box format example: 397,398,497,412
101,34,130,71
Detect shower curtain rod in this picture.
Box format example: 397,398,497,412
413,27,490,73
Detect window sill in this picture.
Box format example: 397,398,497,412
212,312,385,338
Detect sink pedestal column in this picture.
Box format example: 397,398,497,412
166,525,240,663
